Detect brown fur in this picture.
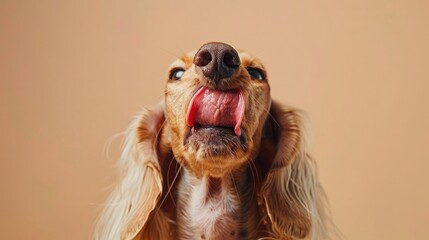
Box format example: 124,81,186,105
93,44,336,240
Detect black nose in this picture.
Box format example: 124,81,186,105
193,42,240,85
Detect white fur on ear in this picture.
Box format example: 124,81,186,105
93,104,169,240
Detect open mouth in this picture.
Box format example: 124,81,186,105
186,87,245,136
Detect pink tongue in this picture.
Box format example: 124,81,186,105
186,87,244,136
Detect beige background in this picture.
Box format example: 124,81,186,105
1,0,428,239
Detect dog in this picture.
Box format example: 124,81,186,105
94,42,336,240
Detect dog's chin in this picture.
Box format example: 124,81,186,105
183,126,248,175
185,126,247,154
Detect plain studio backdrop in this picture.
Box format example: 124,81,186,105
1,0,428,239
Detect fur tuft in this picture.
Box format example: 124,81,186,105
93,106,166,240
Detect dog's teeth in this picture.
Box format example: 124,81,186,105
191,127,195,133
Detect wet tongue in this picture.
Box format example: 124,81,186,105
186,87,244,136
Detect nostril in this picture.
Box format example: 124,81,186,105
194,50,212,67
222,52,240,69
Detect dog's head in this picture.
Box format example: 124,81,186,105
164,42,271,177
95,42,334,240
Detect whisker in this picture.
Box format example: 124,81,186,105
229,170,241,204
160,49,182,59
248,160,260,190
166,155,179,208
248,93,280,128
245,161,257,204
157,163,182,212
102,131,125,162
153,118,167,150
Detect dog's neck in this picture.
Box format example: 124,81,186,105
176,166,260,240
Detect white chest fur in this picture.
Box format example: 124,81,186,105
177,173,241,240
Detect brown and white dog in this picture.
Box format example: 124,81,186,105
94,43,336,240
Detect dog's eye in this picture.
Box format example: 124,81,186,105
246,67,265,81
170,68,185,80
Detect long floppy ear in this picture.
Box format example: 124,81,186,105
259,100,332,240
94,102,174,240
